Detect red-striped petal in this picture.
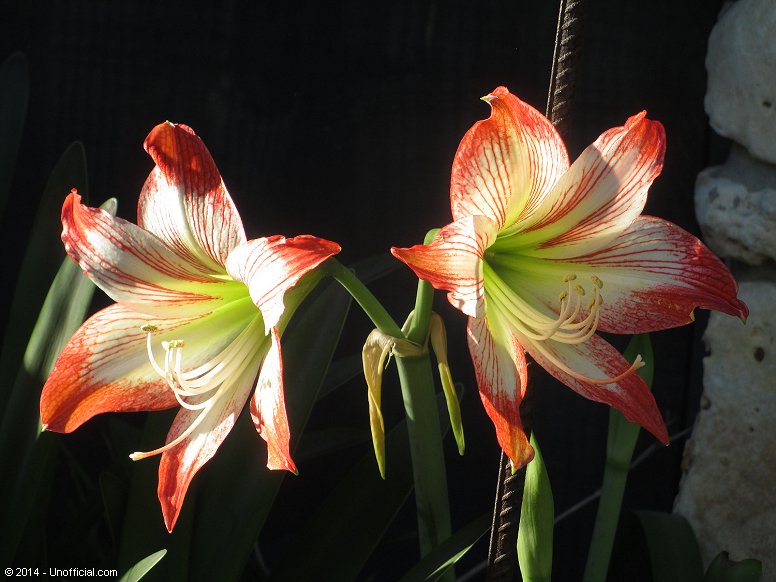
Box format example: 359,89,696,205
62,191,240,318
451,87,569,230
250,327,296,473
521,333,668,444
41,305,179,433
226,235,340,333
467,315,533,469
391,215,498,318
139,122,247,270
157,355,259,531
523,112,666,256
534,216,748,333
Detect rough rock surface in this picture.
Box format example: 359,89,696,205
695,145,776,265
705,0,776,164
674,281,776,572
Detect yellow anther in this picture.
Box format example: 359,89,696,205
559,291,568,303
141,324,158,332
162,340,185,351
563,273,577,282
573,284,586,296
588,299,597,310
591,276,603,289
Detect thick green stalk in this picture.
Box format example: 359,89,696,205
395,353,452,557
404,229,439,344
327,259,403,337
329,254,453,566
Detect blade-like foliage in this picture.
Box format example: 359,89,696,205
635,510,704,582
0,142,88,414
0,196,111,564
118,549,168,582
517,433,554,582
399,513,490,582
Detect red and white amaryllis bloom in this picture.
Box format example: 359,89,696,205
392,87,747,469
40,122,340,531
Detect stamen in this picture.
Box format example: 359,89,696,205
484,265,608,346
142,325,166,377
132,316,265,461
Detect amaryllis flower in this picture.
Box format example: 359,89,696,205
392,87,747,469
40,122,340,531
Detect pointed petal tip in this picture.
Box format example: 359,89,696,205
267,457,298,475
481,86,510,104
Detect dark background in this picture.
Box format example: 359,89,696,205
1,0,731,579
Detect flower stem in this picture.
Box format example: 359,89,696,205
395,353,453,557
327,259,403,337
405,229,438,344
329,254,453,569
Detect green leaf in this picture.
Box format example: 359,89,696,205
118,549,168,582
186,279,352,581
0,142,89,415
583,334,654,582
0,51,29,220
635,510,704,582
517,434,554,582
0,196,112,564
703,552,762,582
399,513,490,582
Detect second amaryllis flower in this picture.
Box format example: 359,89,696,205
392,87,747,469
40,122,340,531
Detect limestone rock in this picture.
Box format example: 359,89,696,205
674,281,776,572
695,146,776,265
705,0,776,163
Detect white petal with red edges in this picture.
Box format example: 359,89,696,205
157,348,261,532
494,216,748,334
467,314,533,469
391,215,498,318
62,191,244,317
138,122,247,270
451,87,569,230
250,327,296,473
516,113,666,256
226,235,340,334
520,332,668,444
40,301,258,433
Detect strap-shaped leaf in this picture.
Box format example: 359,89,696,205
0,142,88,414
0,196,110,564
118,549,168,582
518,433,554,582
635,510,703,582
399,513,490,582
583,334,654,582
